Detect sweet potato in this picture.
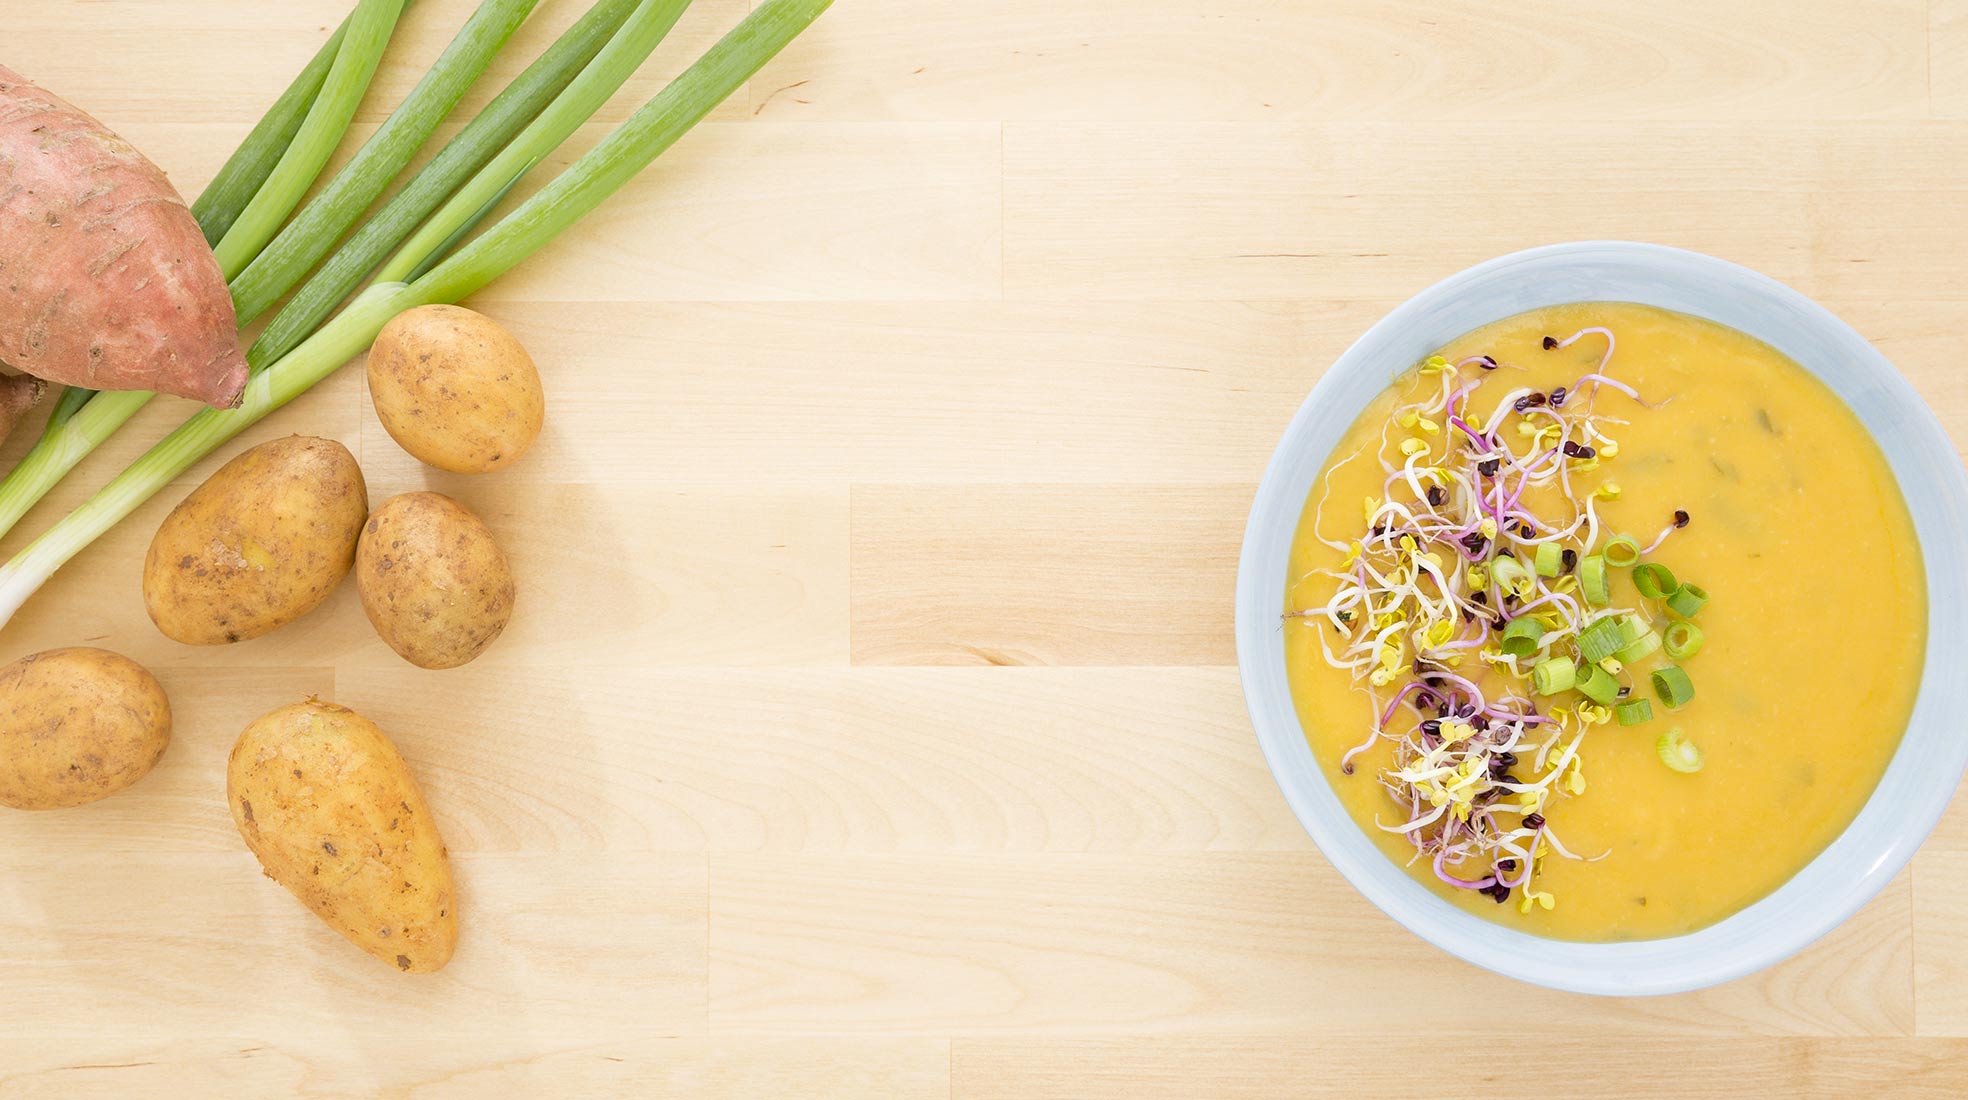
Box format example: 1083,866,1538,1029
0,372,41,443
0,65,246,407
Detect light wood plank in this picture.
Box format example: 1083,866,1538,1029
1936,1,1968,118
0,852,707,1042
0,1038,948,1100
1914,851,1968,1034
1003,123,1968,301
850,484,1246,666
755,0,1931,122
322,666,1300,853
469,121,1004,303
353,299,1334,487
708,855,1912,1036
953,1037,1968,1099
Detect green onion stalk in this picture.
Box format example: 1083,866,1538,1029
0,0,568,543
0,0,832,627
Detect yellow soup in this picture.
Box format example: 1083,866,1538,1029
1285,302,1924,940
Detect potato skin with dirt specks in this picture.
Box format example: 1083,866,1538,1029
367,304,544,474
357,492,515,669
0,648,170,811
228,700,456,973
143,436,368,645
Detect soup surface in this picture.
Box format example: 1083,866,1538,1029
1285,302,1924,940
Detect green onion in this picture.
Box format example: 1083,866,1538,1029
1631,562,1677,600
0,0,639,546
1665,583,1709,618
252,0,641,367
1602,534,1641,568
1614,628,1662,663
1533,656,1577,695
0,0,835,626
1574,661,1619,705
1656,728,1704,774
1615,699,1654,726
228,0,542,327
190,11,365,246
1500,616,1544,657
1664,621,1706,660
211,0,409,279
1491,553,1534,600
1577,617,1627,662
1652,665,1695,709
1579,554,1609,605
1534,542,1562,577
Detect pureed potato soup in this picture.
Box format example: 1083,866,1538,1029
1285,302,1924,940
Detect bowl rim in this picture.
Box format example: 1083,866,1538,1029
1234,240,1968,996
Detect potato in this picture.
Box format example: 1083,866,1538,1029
367,304,544,474
0,647,170,811
357,492,515,669
143,436,368,645
228,700,457,973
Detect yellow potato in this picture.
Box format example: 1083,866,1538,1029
0,647,170,810
367,304,544,474
357,492,515,669
228,699,457,973
143,435,368,645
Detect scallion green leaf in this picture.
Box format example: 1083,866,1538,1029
1602,534,1641,568
1574,661,1620,705
1631,562,1677,600
1614,628,1662,663
1500,616,1544,657
1532,656,1577,695
1577,616,1627,663
1580,554,1610,606
1665,583,1709,618
1534,542,1562,577
1656,728,1704,773
1615,699,1653,726
1663,621,1706,660
1652,665,1695,709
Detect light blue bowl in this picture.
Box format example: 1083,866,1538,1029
1235,241,1968,995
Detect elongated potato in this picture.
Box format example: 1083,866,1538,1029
228,700,456,973
357,492,515,669
0,647,170,811
143,435,368,645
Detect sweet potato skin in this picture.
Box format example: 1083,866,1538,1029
0,65,246,407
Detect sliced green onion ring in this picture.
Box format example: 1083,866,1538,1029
1580,554,1610,606
1665,583,1709,617
1615,699,1654,726
1492,554,1534,599
1534,542,1562,577
1574,661,1620,705
1652,665,1695,709
1602,535,1641,568
1614,629,1662,663
1657,728,1704,773
1631,562,1677,600
1500,616,1545,658
1577,617,1627,662
1663,620,1706,660
1533,656,1577,695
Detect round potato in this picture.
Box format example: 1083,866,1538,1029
367,304,544,474
143,435,368,645
0,647,170,810
357,492,515,669
229,699,457,972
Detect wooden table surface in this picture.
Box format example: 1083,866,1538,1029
5,1,1968,1095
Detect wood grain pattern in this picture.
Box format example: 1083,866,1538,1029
2,0,1964,1094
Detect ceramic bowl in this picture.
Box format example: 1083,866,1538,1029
1234,240,1968,995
